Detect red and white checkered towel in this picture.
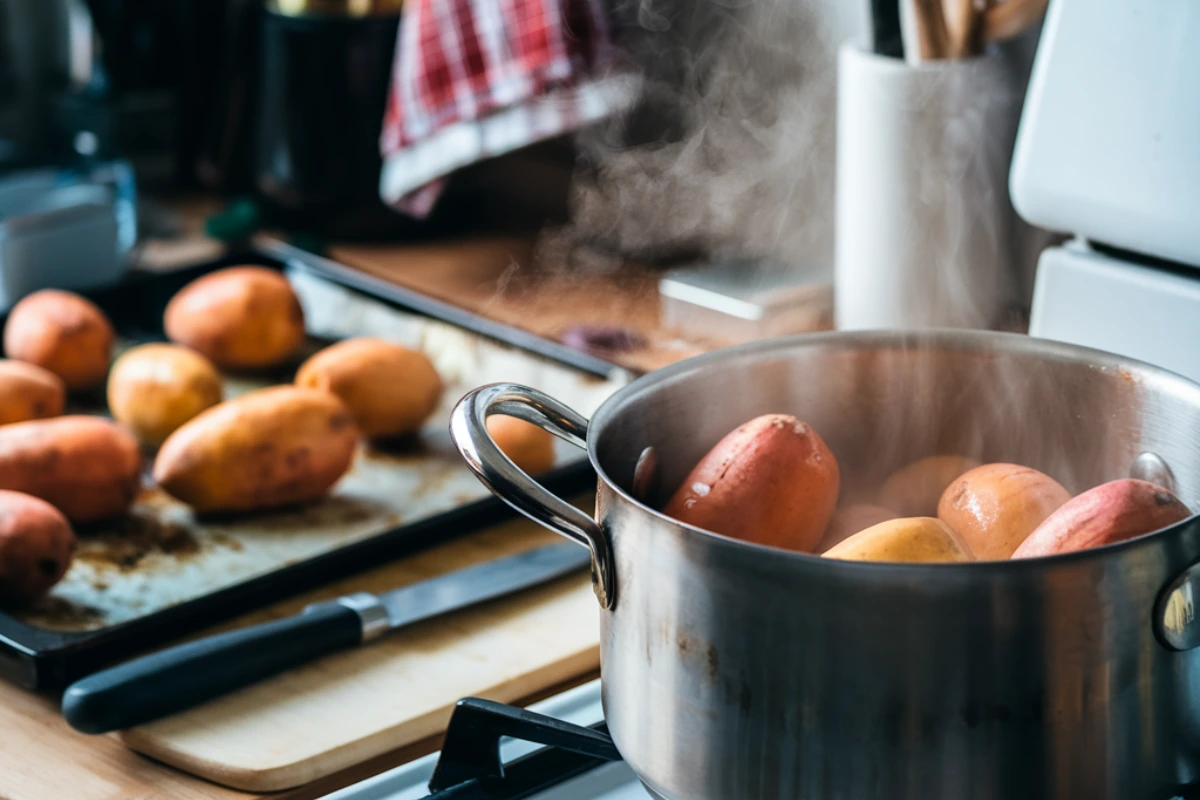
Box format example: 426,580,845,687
379,0,636,218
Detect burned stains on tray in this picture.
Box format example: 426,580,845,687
74,512,201,572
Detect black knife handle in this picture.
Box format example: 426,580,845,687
62,601,363,734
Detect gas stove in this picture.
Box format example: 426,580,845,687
322,680,650,800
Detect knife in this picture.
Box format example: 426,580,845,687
61,542,592,735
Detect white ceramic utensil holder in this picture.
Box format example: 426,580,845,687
835,41,1034,330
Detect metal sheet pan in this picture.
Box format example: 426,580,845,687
0,254,628,688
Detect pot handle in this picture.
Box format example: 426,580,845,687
450,383,615,610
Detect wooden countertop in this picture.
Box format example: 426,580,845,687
0,663,597,800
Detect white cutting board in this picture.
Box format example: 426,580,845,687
116,516,601,792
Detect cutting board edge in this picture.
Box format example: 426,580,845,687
118,644,602,793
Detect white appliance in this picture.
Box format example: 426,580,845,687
1012,0,1200,380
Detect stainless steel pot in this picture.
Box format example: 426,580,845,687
449,331,1200,800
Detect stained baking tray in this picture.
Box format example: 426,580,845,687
0,253,627,689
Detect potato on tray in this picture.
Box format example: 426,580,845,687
164,266,305,370
107,344,224,447
0,360,65,426
153,386,358,513
662,413,839,552
3,289,114,391
487,415,556,475
0,416,141,523
0,490,75,606
295,337,443,439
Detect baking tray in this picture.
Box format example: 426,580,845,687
0,253,627,689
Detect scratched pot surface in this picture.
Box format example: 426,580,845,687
13,270,628,632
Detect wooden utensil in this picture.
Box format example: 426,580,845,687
982,0,1048,44
912,0,951,59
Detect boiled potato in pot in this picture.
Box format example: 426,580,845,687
164,266,305,370
818,503,898,553
879,455,981,517
3,290,114,391
107,344,224,447
295,338,442,439
937,463,1070,560
154,386,358,513
1013,479,1191,559
662,414,839,552
0,360,65,426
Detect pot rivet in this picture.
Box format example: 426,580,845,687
1131,452,1178,494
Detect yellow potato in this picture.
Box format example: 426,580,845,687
154,386,358,513
0,360,65,426
817,503,898,553
164,266,305,370
0,490,75,606
4,290,114,390
487,415,555,475
107,344,224,446
822,517,973,564
295,338,442,438
878,455,981,517
0,416,141,522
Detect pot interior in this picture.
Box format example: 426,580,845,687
591,331,1200,518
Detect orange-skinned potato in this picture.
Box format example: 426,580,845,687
3,290,114,390
0,416,141,522
662,414,840,552
154,386,357,513
164,266,305,370
0,490,75,606
107,344,224,446
822,517,973,563
295,338,442,439
818,503,898,553
487,415,555,475
0,360,65,425
879,455,981,517
938,463,1070,560
1012,479,1192,559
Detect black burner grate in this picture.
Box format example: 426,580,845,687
424,697,622,799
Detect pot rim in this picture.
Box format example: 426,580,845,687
587,328,1200,573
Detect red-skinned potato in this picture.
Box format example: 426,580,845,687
3,290,114,390
1012,479,1191,559
0,490,75,606
818,504,898,553
938,463,1070,560
662,414,839,552
0,416,141,522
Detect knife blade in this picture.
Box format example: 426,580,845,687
61,542,592,735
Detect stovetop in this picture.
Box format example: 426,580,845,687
322,679,650,800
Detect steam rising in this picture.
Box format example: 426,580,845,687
542,0,857,269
